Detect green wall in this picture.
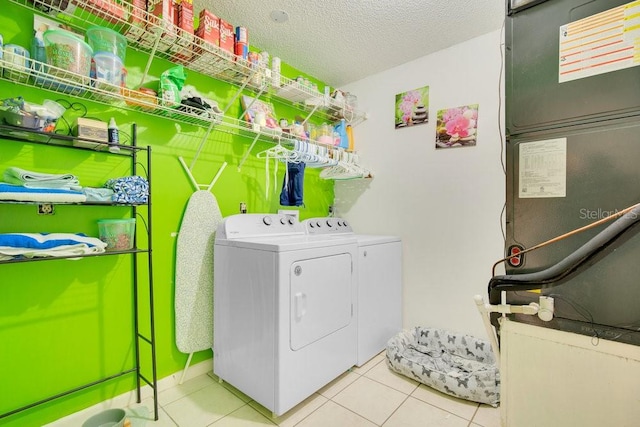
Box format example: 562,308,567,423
0,2,334,425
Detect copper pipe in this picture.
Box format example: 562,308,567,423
492,202,640,276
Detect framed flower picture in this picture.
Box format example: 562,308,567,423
395,86,429,129
435,104,479,149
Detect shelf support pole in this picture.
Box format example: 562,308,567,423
237,133,261,172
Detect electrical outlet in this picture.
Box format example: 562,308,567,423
38,204,54,215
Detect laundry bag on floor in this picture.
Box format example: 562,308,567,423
386,326,500,406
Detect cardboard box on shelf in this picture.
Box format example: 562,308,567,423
169,0,194,52
73,117,108,149
79,0,127,24
195,9,219,46
218,18,234,54
140,0,176,51
125,0,147,40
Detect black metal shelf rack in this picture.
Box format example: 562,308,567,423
0,123,158,422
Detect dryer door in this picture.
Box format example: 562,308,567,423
290,253,353,351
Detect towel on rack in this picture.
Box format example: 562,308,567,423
0,232,107,260
3,167,81,189
0,183,87,203
279,162,305,207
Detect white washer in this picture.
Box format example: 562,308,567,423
213,214,358,416
304,217,402,366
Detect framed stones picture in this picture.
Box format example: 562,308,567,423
435,104,479,149
394,86,429,129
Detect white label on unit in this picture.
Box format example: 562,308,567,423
558,1,640,83
519,138,567,198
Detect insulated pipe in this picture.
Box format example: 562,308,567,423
488,203,640,305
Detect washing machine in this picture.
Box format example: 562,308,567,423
213,213,358,416
303,217,403,366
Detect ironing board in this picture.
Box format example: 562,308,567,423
175,190,222,377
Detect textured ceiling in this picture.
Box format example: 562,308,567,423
193,0,505,88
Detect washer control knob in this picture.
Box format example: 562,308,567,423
280,217,287,225
343,220,348,227
326,220,333,227
315,221,321,228
288,217,295,225
309,222,315,228
263,216,272,226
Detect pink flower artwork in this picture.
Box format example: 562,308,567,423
395,86,429,129
436,104,478,149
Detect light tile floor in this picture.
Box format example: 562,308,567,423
51,352,501,427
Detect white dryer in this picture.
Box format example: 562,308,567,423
304,217,402,366
213,214,358,416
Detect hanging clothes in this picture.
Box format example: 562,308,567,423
279,162,305,207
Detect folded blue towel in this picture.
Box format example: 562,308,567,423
0,233,104,249
0,183,82,194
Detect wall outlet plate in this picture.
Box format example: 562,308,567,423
38,204,54,215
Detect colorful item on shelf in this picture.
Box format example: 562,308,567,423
0,232,107,261
104,175,149,204
196,9,220,46
159,65,187,108
219,18,235,54
43,29,93,84
240,95,279,130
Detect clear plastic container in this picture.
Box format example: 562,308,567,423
43,29,93,82
86,26,127,62
98,218,136,251
92,52,123,99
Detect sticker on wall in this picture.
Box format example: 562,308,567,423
394,86,429,129
435,104,478,149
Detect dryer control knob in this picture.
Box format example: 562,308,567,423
263,216,272,226
315,221,321,228
326,220,333,227
288,217,295,225
280,217,287,225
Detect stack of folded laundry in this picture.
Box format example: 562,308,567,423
104,176,149,204
1,167,86,203
0,233,107,260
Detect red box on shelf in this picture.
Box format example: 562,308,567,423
125,0,147,40
81,0,126,24
218,18,234,54
195,9,219,46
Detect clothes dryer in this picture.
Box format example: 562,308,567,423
213,214,358,416
303,217,402,366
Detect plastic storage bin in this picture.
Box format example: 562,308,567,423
92,52,123,100
98,218,135,251
3,44,31,83
86,26,127,61
43,29,92,84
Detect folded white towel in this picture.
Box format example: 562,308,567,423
3,167,80,189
